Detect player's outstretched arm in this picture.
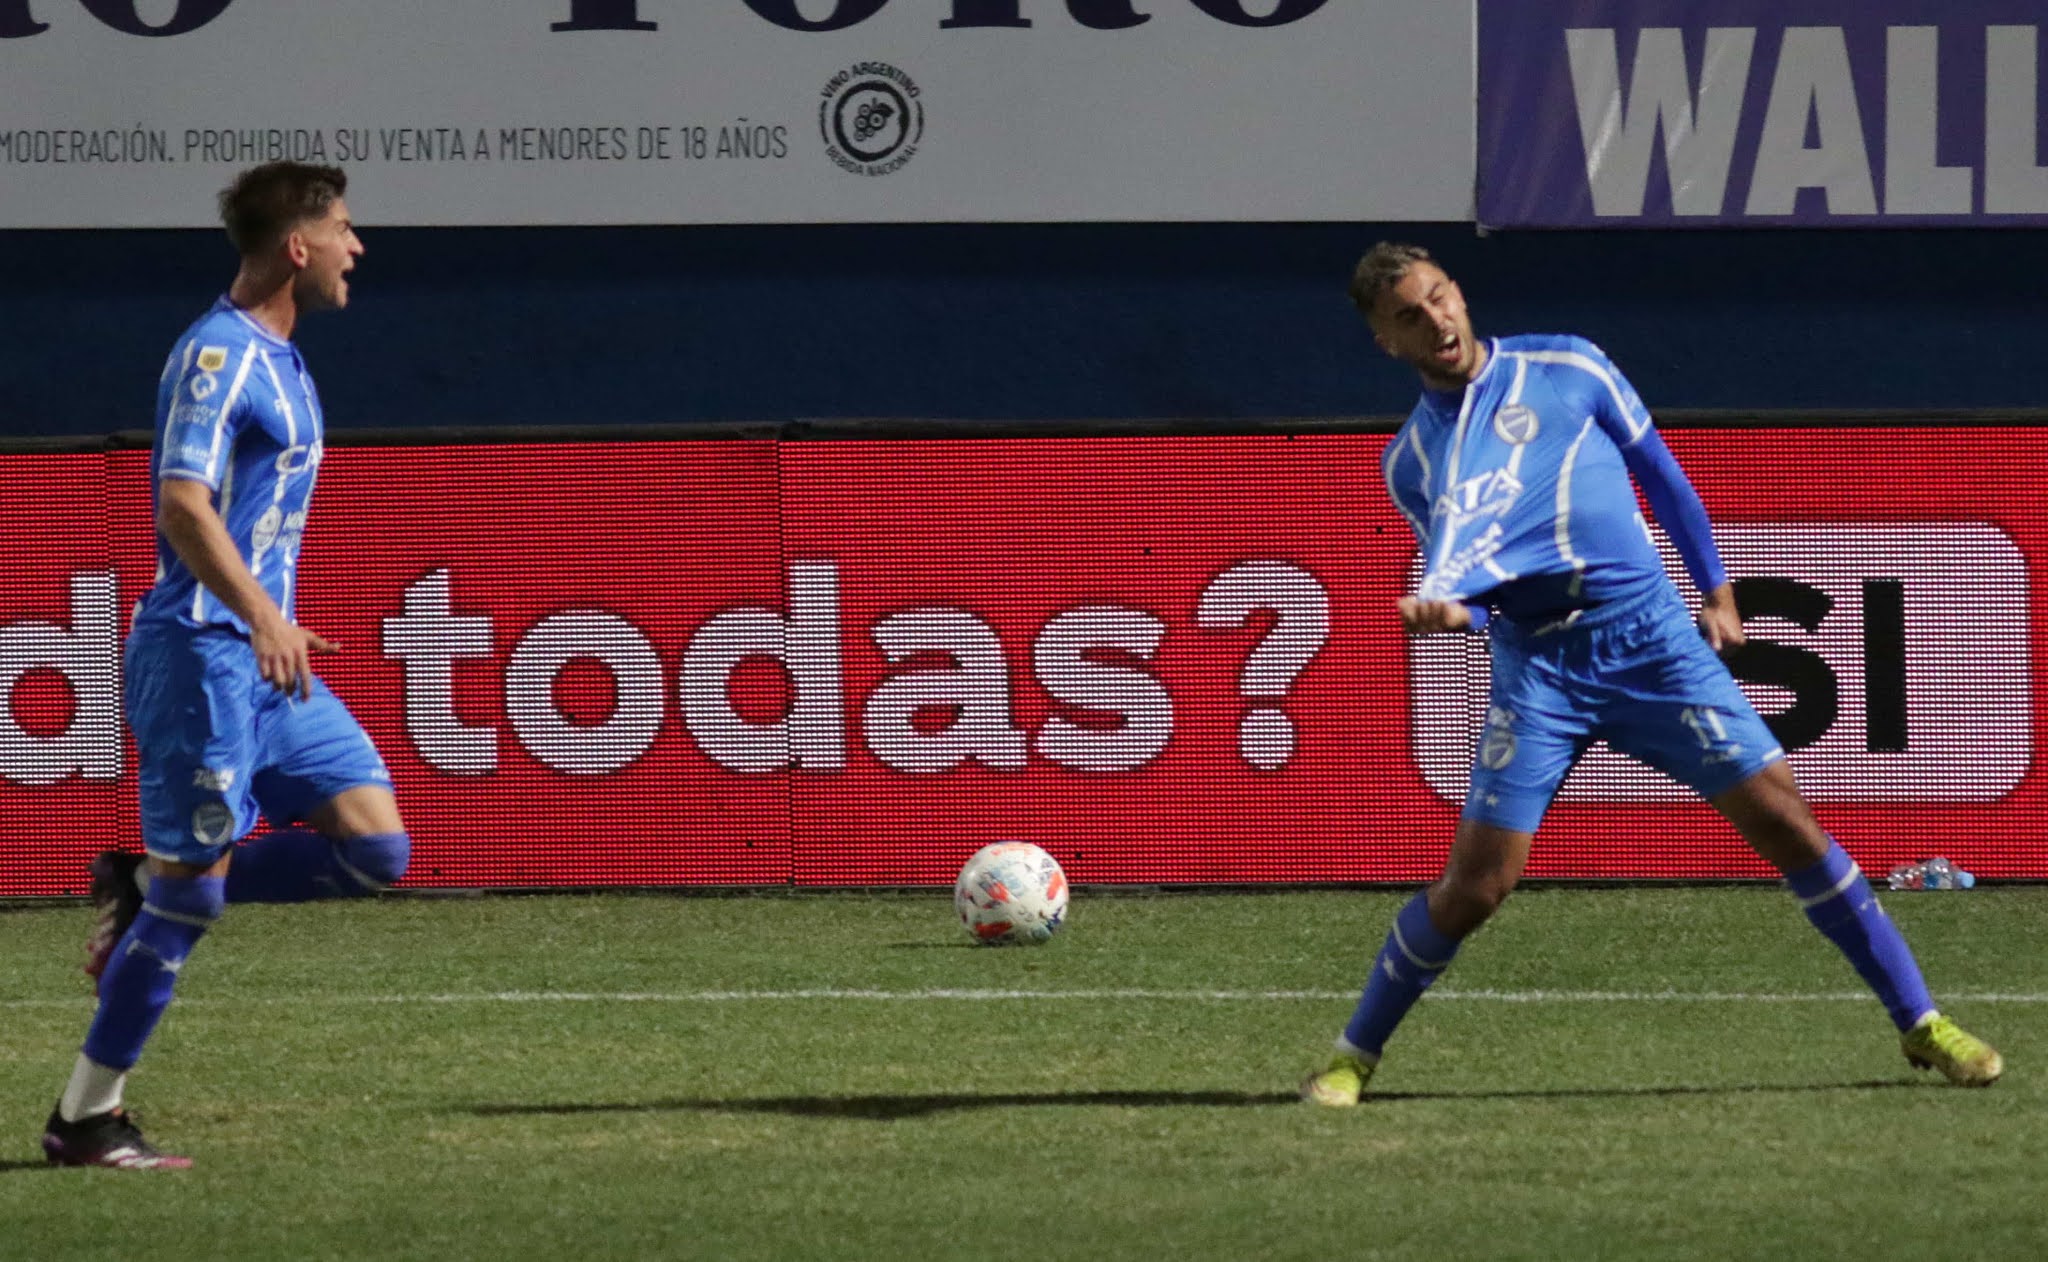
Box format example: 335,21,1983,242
1398,596,1474,634
1578,339,1731,606
158,477,335,699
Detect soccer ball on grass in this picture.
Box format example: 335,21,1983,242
953,842,1068,945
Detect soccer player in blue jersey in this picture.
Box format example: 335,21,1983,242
41,163,410,1168
1301,243,2002,1106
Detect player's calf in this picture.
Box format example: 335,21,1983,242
82,872,225,1073
83,851,147,991
1783,840,1935,1033
1305,891,1463,1105
223,829,409,902
52,870,223,1167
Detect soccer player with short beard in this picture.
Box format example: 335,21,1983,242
1301,243,2002,1107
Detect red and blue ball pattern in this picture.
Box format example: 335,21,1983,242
954,842,1068,945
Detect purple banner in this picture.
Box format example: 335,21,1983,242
1479,1,2048,227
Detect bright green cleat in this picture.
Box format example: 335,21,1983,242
1300,1051,1378,1107
1902,1014,2003,1087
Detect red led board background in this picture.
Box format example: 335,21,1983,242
1,429,2040,895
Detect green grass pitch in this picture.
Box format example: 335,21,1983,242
1,886,2041,1261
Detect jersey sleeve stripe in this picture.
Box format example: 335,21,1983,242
1515,349,1651,444
1381,432,1427,534
161,339,194,386
1403,424,1433,488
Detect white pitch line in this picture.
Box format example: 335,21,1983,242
1,987,2045,1010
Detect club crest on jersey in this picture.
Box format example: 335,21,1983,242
1479,705,1518,770
1493,404,1539,445
251,505,284,554
196,346,229,373
191,802,234,847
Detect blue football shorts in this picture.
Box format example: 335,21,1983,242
1462,587,1785,834
125,622,392,865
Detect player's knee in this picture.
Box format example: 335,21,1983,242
149,872,227,927
1755,821,1828,874
131,874,226,970
336,831,410,891
1430,876,1511,937
1736,794,1828,872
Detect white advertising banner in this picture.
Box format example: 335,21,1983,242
1408,524,2034,804
0,0,1473,227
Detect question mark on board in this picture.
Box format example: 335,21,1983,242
1195,560,1331,770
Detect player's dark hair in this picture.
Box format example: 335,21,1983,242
218,162,348,256
1348,241,1437,315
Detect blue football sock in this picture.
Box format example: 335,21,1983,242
82,874,224,1073
224,829,410,903
1787,840,1935,1033
1341,891,1463,1058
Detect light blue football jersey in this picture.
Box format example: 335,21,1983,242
134,297,326,633
1381,334,1725,628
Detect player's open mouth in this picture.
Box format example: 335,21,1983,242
1433,333,1461,365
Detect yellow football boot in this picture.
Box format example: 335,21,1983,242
1300,1051,1379,1107
1902,1013,2003,1087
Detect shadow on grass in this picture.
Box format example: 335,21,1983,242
468,1089,1299,1119
464,1078,1927,1121
0,1159,65,1173
1373,1078,1926,1102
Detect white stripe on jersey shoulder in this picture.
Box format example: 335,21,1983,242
1399,424,1433,488
1508,347,1649,443
224,305,291,347
163,339,196,385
